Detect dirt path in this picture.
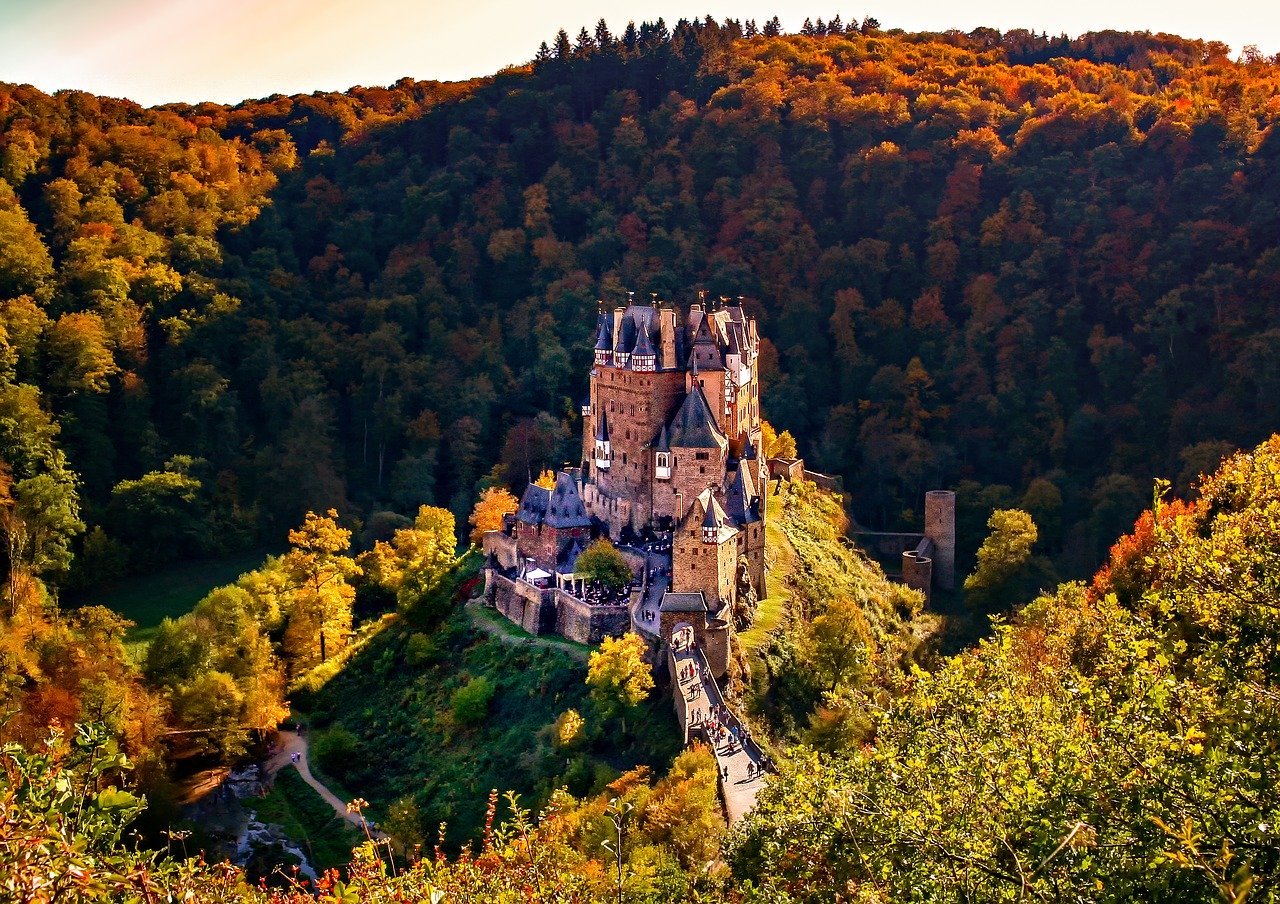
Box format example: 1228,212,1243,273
266,730,382,837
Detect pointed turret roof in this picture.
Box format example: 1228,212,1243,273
631,323,655,360
544,472,592,528
614,315,634,353
595,409,610,442
594,312,613,350
667,384,726,450
653,422,671,453
681,488,735,543
724,463,760,525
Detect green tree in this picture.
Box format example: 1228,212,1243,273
808,598,871,692
450,676,496,725
575,538,633,590
964,508,1038,609
106,457,208,568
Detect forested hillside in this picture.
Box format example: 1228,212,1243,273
2,21,1280,592
7,422,1280,900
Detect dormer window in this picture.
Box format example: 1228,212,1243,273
656,451,671,480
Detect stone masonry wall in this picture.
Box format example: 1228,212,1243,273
491,573,550,635
589,367,685,532
554,591,631,644
662,446,727,525
672,528,729,610
514,522,559,569
483,531,520,570
702,619,730,679
668,650,690,743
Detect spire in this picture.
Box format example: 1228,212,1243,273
631,322,656,371
594,312,612,350
595,409,610,442
633,324,655,356
655,422,670,452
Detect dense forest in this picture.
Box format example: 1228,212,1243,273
3,16,1280,900
2,19,1279,597
7,414,1280,901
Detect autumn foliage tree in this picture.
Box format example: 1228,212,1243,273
468,486,518,545
586,632,654,733
281,509,361,670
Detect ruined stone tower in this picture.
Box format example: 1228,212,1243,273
924,490,956,591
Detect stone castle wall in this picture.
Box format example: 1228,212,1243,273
702,619,730,678
668,650,690,743
554,592,630,645
488,572,631,645
516,521,580,570
586,366,686,532
672,529,735,613
489,573,550,635
483,531,520,570
924,490,956,591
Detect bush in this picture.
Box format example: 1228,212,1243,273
450,676,495,725
406,632,439,667
311,724,359,776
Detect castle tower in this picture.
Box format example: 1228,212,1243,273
924,490,956,591
580,294,765,600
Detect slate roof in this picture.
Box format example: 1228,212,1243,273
667,384,726,450
660,591,707,613
595,409,610,442
515,484,551,525
653,422,671,453
594,312,613,351
724,462,761,525
631,324,656,362
544,472,591,528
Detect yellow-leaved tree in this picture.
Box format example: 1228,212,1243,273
281,509,361,671
468,486,519,545
586,632,654,735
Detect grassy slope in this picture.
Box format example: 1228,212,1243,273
294,561,680,852
742,478,942,738
67,549,277,645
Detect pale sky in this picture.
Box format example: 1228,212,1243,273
0,0,1276,107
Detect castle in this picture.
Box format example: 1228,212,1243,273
483,296,767,678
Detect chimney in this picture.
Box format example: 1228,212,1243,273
659,307,677,370
613,306,625,349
